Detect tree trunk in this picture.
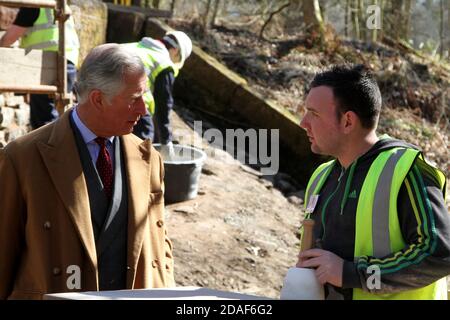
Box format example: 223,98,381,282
203,0,213,30
210,0,221,28
170,0,177,15
440,0,444,58
392,0,404,40
371,0,379,42
378,0,385,39
402,0,412,41
352,0,360,39
359,0,367,41
447,0,450,59
345,0,350,37
302,0,325,40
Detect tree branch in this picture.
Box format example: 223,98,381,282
258,1,291,40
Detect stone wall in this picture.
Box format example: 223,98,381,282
69,0,108,67
0,93,30,147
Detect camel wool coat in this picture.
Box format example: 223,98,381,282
0,110,175,299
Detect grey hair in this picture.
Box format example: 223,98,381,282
74,43,145,104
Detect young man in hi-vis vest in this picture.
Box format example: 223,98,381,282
122,31,192,159
0,6,79,129
296,64,450,300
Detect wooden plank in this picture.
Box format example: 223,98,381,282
0,48,57,89
0,0,57,9
0,85,57,94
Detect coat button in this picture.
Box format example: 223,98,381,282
156,220,164,228
43,221,51,229
152,260,158,268
127,266,132,271
53,267,61,276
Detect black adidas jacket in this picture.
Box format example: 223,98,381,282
308,138,450,299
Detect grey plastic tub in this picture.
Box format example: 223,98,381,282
153,144,207,204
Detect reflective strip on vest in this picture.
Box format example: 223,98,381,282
371,148,407,257
20,8,79,65
304,159,335,217
122,41,178,115
304,146,448,300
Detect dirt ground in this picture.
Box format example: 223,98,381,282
166,106,305,299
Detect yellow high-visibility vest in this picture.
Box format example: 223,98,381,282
20,8,80,65
305,144,447,300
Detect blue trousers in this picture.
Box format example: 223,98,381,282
133,110,156,142
30,61,77,129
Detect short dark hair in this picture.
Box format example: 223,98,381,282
310,64,382,129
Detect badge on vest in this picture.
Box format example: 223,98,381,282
306,195,319,214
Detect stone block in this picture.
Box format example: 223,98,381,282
0,107,15,128
5,94,24,107
15,108,30,127
0,130,5,147
5,125,27,143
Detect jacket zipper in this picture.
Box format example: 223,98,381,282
320,167,345,239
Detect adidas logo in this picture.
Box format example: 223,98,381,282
348,190,357,199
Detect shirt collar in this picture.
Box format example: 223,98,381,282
72,107,114,145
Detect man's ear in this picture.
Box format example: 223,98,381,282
342,111,358,134
88,89,105,110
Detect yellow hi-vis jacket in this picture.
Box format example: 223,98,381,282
122,39,179,115
304,144,448,300
20,8,80,65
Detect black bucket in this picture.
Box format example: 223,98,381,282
153,144,207,204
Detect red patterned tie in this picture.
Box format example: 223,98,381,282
95,137,113,200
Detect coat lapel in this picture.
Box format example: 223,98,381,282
36,111,98,273
121,135,151,287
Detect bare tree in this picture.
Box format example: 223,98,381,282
210,0,221,28
203,0,213,30
352,0,361,39
447,0,450,59
384,0,411,41
259,1,291,40
402,0,412,40
358,0,366,41
371,0,379,42
345,0,350,37
440,0,445,58
302,0,325,41
170,0,177,15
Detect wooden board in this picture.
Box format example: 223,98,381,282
0,0,57,9
0,48,57,89
43,286,272,300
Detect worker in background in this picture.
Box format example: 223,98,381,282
296,64,450,300
122,31,192,159
0,6,79,129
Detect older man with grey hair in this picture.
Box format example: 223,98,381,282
0,44,175,300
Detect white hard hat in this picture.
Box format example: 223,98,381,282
165,30,192,69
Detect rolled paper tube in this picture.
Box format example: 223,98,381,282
300,219,315,253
